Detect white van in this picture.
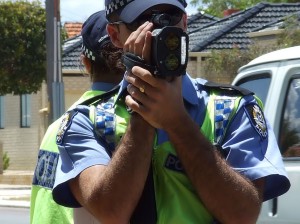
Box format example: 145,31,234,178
232,46,300,223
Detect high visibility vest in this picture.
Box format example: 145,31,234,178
90,84,256,223
30,90,105,224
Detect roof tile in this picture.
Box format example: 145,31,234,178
64,22,83,38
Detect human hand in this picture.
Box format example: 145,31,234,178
123,21,153,64
125,66,188,131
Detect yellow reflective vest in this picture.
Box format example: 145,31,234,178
30,90,105,224
90,86,256,223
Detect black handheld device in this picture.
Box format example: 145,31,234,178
122,26,189,78
151,26,189,77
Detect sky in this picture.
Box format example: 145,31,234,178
59,0,199,23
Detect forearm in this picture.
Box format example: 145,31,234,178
71,115,155,223
166,113,262,224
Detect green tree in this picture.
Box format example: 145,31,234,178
0,0,46,95
190,0,299,17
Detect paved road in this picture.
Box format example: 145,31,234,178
0,207,29,224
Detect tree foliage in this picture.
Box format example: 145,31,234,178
0,0,46,95
190,0,300,17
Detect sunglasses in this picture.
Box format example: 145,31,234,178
110,10,183,31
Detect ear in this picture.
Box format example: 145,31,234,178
81,54,92,74
106,24,123,48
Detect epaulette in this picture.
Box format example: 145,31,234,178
79,84,120,106
204,81,254,96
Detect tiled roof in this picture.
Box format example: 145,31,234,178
187,12,220,33
189,3,300,52
251,12,300,32
64,22,83,38
62,23,83,71
62,35,82,71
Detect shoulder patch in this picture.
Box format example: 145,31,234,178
56,110,77,145
32,150,59,189
245,103,268,139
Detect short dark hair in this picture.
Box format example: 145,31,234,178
89,42,125,80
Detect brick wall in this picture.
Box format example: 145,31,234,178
0,77,91,172
0,93,42,171
63,76,90,109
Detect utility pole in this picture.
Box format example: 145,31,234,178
46,0,65,123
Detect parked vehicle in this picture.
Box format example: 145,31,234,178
232,46,300,223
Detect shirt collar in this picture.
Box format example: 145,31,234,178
115,73,198,105
91,82,117,91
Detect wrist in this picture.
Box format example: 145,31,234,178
165,111,191,135
130,114,155,135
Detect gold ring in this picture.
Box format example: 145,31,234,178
139,85,145,93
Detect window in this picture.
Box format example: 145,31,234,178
279,78,300,157
235,74,271,105
20,94,31,127
0,96,4,128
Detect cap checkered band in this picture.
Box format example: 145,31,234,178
106,0,133,15
82,45,96,61
214,97,237,144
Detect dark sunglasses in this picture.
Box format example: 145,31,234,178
110,10,183,31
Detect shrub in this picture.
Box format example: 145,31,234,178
3,151,10,170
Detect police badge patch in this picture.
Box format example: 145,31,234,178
56,110,77,145
245,103,268,139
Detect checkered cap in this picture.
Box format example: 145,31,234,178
81,10,111,61
105,0,187,23
106,0,133,15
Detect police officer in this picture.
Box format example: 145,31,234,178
30,10,124,224
52,1,290,223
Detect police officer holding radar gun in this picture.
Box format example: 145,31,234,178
30,10,124,224
52,0,290,223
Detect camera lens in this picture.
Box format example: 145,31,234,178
164,54,179,71
164,32,180,50
152,14,171,27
